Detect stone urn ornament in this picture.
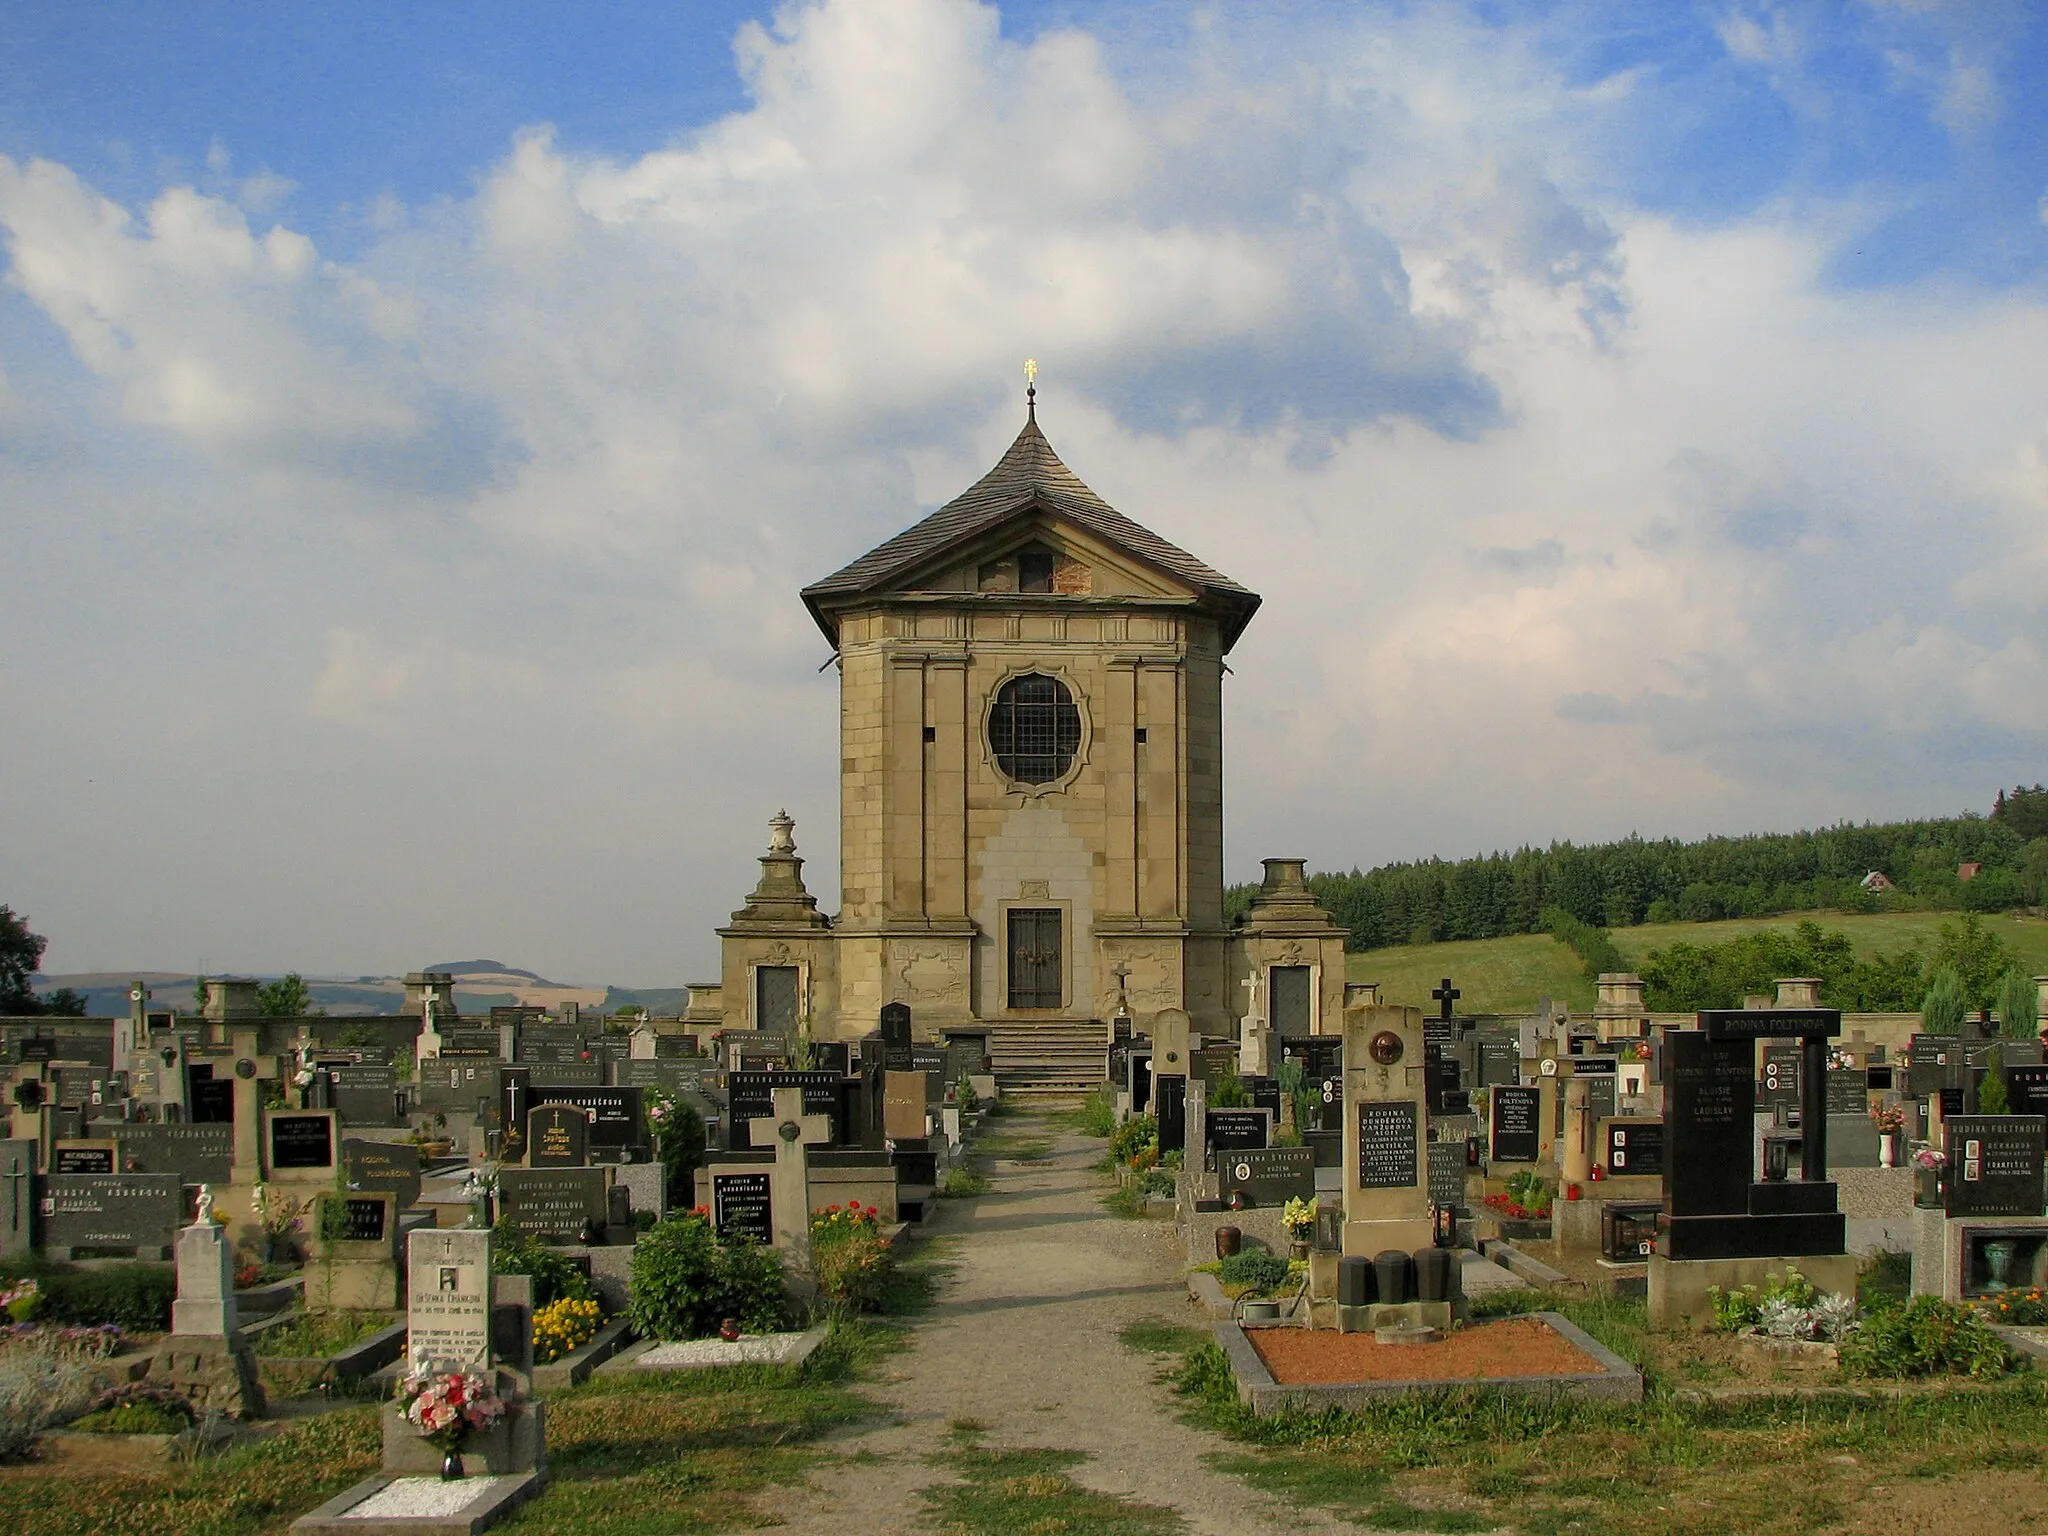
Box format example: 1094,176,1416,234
719,1318,742,1342
1214,1226,1242,1260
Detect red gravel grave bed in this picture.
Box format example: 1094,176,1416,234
1248,1317,1598,1384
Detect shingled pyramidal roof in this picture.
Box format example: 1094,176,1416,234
802,406,1260,651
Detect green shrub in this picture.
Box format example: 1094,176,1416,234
1921,966,1968,1035
625,1213,786,1340
1206,1073,1251,1109
69,1384,196,1435
1108,1114,1157,1165
1841,1295,2016,1379
1978,1047,2010,1114
1217,1249,1291,1295
1542,906,1626,981
811,1218,893,1313
1999,967,2041,1039
34,1265,174,1331
1073,1085,1115,1137
491,1221,596,1309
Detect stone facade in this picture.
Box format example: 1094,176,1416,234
712,403,1312,1046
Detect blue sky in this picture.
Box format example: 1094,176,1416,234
1,1,2044,982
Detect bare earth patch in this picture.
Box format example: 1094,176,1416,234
1248,1316,1597,1384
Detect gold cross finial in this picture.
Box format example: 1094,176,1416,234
1023,357,1038,419
1023,357,1037,385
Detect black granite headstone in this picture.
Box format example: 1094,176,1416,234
1489,1085,1540,1163
1355,1101,1419,1190
1219,1146,1315,1208
1427,1139,1466,1212
1155,1074,1186,1152
1604,1120,1664,1177
1945,1115,2047,1218
497,1167,609,1243
2007,1066,2048,1120
344,1139,422,1211
531,1087,643,1157
711,1171,772,1244
268,1113,335,1171
727,1070,841,1149
1663,1033,1754,1218
1760,1043,1802,1110
527,1103,590,1167
880,1004,913,1071
53,1144,115,1174
1205,1109,1268,1164
341,1196,389,1243
1825,1069,1867,1117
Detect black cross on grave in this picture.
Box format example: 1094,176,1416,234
1432,978,1461,1022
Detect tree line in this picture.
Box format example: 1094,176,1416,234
1226,798,2047,953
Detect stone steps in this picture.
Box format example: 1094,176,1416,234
988,1023,1109,1093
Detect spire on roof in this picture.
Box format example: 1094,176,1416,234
1024,357,1038,422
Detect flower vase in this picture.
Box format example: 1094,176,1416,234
1289,1240,1311,1261
441,1448,465,1481
1879,1134,1896,1169
1985,1240,2018,1290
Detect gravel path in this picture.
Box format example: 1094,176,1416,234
761,1109,1365,1535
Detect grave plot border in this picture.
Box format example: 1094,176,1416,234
1213,1311,1642,1416
289,1470,546,1536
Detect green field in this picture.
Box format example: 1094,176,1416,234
1347,909,2048,1014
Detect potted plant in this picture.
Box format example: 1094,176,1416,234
1280,1197,1316,1260
396,1356,505,1480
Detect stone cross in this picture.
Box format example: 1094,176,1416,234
747,1085,831,1271
1239,971,1269,1077
228,1030,281,1185
416,990,443,1065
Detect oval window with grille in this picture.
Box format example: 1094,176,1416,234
988,673,1081,784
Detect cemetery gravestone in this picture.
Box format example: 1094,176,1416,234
1205,1108,1269,1168
1355,1101,1420,1190
728,1071,841,1150
531,1086,645,1159
711,1170,772,1244
527,1104,591,1168
2005,1065,2048,1120
40,1173,182,1257
1220,1146,1315,1209
266,1111,337,1175
1604,1119,1664,1177
880,1003,914,1072
1427,1139,1467,1213
748,1085,832,1274
327,1065,400,1127
1662,1032,1755,1236
343,1139,422,1212
407,1228,491,1369
110,1123,233,1184
52,1140,116,1174
1825,1069,1867,1117
1760,1043,1801,1111
1489,1085,1540,1164
1945,1115,2047,1218
497,1168,609,1244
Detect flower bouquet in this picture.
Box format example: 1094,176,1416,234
1280,1197,1317,1242
397,1356,505,1479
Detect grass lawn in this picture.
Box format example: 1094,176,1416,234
1349,909,2048,1015
1138,1297,2048,1536
0,1247,953,1536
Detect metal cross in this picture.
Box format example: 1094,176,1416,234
4,1152,26,1234
1432,978,1461,1021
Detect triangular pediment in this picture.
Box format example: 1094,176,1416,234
802,410,1259,648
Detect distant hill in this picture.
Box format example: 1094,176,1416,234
1235,805,2043,953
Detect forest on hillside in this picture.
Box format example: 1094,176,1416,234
1230,786,2048,953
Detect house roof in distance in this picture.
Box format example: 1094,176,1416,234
801,403,1260,651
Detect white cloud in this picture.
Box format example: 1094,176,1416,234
0,0,2042,980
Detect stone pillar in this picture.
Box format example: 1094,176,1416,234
173,1219,239,1336
1775,978,1823,1009
1560,1076,1593,1185
202,978,261,1021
